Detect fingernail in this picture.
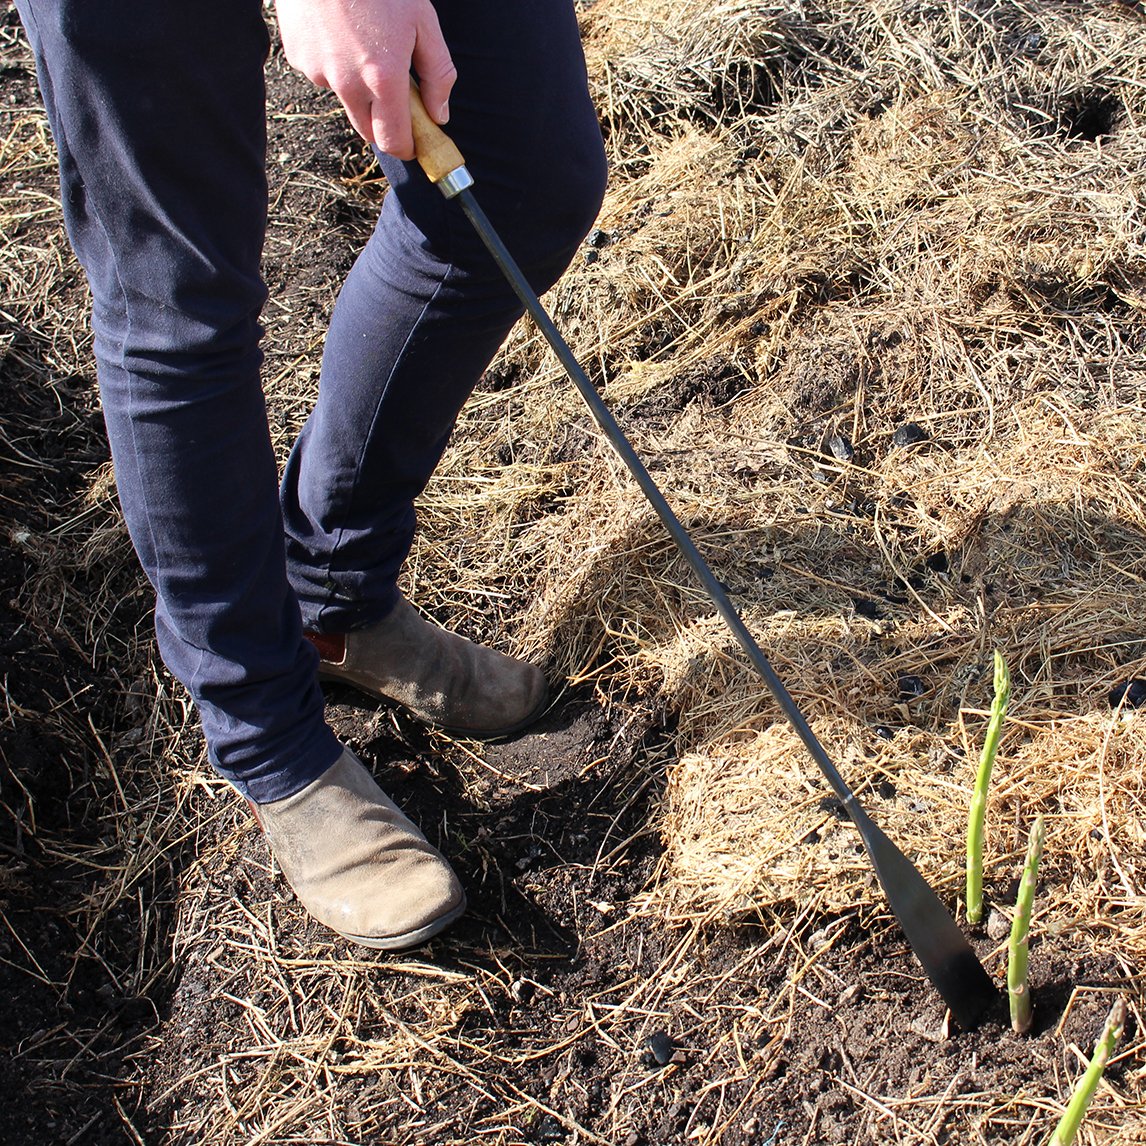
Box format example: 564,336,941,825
438,101,449,123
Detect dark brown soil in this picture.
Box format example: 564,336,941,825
0,8,1138,1144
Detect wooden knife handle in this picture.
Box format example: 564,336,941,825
409,80,467,186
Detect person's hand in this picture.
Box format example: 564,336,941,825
273,0,456,159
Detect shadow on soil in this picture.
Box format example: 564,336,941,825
0,325,194,1144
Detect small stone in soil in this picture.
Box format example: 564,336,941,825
587,227,612,248
874,724,894,740
986,909,1010,940
825,433,854,461
1108,678,1146,708
646,1029,675,1066
892,421,930,448
898,674,926,699
509,979,535,1005
877,779,897,799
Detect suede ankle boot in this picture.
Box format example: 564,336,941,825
251,749,466,949
305,598,547,738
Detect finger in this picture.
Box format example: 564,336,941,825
371,102,415,160
351,62,412,158
411,11,456,124
337,92,377,149
338,75,415,159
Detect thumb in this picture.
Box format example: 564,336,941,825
412,12,457,124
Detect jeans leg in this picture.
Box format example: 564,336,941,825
15,0,342,802
281,0,608,633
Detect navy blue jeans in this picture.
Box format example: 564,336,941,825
16,0,607,802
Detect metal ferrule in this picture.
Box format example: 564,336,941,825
437,166,474,199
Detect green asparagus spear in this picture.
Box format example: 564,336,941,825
967,650,1011,924
1008,814,1045,1034
1049,998,1127,1146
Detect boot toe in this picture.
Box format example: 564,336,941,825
337,876,467,950
451,657,548,738
329,856,466,949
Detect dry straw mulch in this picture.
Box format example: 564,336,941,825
426,0,1146,930
410,0,1146,1134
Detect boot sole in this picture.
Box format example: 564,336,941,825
316,669,550,741
336,893,468,951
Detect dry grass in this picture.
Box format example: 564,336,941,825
410,0,1146,1136
4,0,1146,1141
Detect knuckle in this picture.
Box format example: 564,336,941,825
360,59,402,95
377,134,414,161
420,59,457,88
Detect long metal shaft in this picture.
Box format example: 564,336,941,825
458,189,856,800
406,94,996,1023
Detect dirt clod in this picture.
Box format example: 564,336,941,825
891,421,930,449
